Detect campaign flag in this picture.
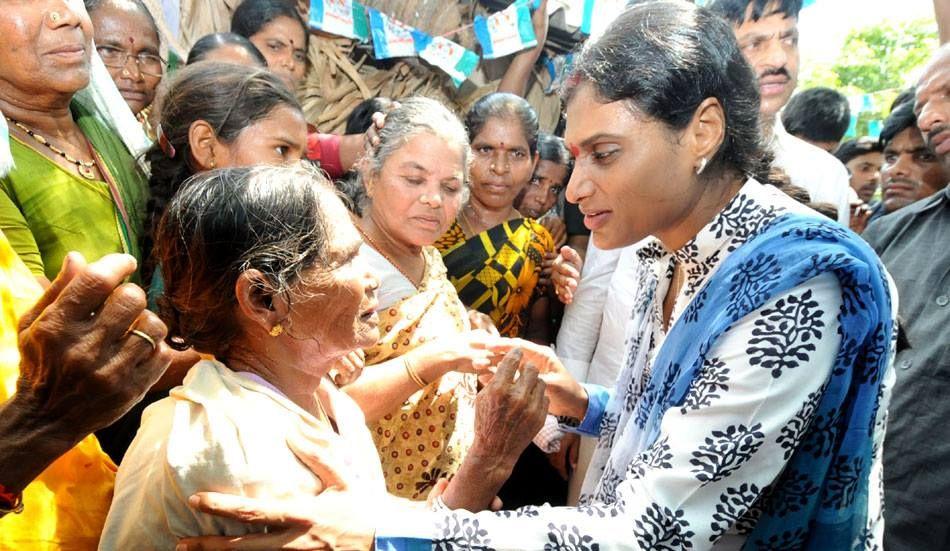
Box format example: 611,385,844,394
0,113,13,177
473,0,537,59
367,8,418,59
413,32,480,88
309,0,369,42
867,119,883,139
542,52,575,94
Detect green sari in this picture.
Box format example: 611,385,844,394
0,101,148,282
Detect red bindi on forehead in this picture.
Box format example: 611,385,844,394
568,143,580,158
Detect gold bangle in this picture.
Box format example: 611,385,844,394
404,357,427,389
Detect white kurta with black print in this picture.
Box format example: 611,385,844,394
374,179,896,550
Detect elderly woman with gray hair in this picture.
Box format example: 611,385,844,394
98,163,548,549
341,97,521,501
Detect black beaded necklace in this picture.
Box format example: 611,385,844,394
5,116,97,180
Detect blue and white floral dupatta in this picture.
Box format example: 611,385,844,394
589,214,893,550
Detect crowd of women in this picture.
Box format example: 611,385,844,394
1,0,935,548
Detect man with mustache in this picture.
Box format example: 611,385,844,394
710,0,854,225
862,45,950,550
868,99,949,223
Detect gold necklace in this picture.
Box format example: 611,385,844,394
356,222,425,288
460,202,516,236
5,116,98,180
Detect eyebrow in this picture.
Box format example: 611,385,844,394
338,240,362,264
400,161,431,173
577,133,626,148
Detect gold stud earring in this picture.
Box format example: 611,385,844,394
269,324,283,337
210,157,217,169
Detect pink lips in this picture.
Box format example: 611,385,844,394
582,209,611,231
46,43,86,62
412,216,441,230
759,76,789,97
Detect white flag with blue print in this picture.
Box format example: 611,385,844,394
367,8,418,59
0,112,13,178
413,32,480,88
473,0,537,59
309,0,369,42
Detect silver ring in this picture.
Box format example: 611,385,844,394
129,329,157,351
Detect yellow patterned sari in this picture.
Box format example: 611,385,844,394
0,231,117,550
364,246,477,500
435,218,554,337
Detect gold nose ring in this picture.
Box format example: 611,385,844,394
49,11,62,23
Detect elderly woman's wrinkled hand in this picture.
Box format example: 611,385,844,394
409,330,505,378
330,349,365,386
551,246,583,304
15,252,171,445
495,339,588,420
470,349,549,467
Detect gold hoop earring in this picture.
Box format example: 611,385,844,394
269,324,283,337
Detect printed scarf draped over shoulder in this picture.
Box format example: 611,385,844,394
601,213,893,549
435,218,554,337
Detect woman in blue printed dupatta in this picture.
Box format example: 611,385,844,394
175,3,898,550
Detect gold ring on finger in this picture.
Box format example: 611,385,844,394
129,329,157,351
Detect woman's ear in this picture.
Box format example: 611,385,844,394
362,165,377,200
234,269,290,335
687,97,727,170
188,120,224,171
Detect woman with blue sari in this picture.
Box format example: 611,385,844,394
176,3,898,550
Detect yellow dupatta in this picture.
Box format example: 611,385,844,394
0,231,117,550
363,247,477,500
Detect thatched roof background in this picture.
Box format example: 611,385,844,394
161,0,563,134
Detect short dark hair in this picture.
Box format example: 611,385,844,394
834,138,882,165
344,97,394,135
187,32,268,66
537,133,573,173
231,0,308,48
707,0,803,24
85,0,160,43
564,1,763,179
465,93,540,155
781,87,851,143
879,101,918,147
889,88,916,113
155,165,341,357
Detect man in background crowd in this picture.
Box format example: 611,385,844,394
863,44,950,551
835,138,883,204
782,86,852,152
710,0,854,224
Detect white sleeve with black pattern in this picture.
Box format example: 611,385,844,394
376,273,843,551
